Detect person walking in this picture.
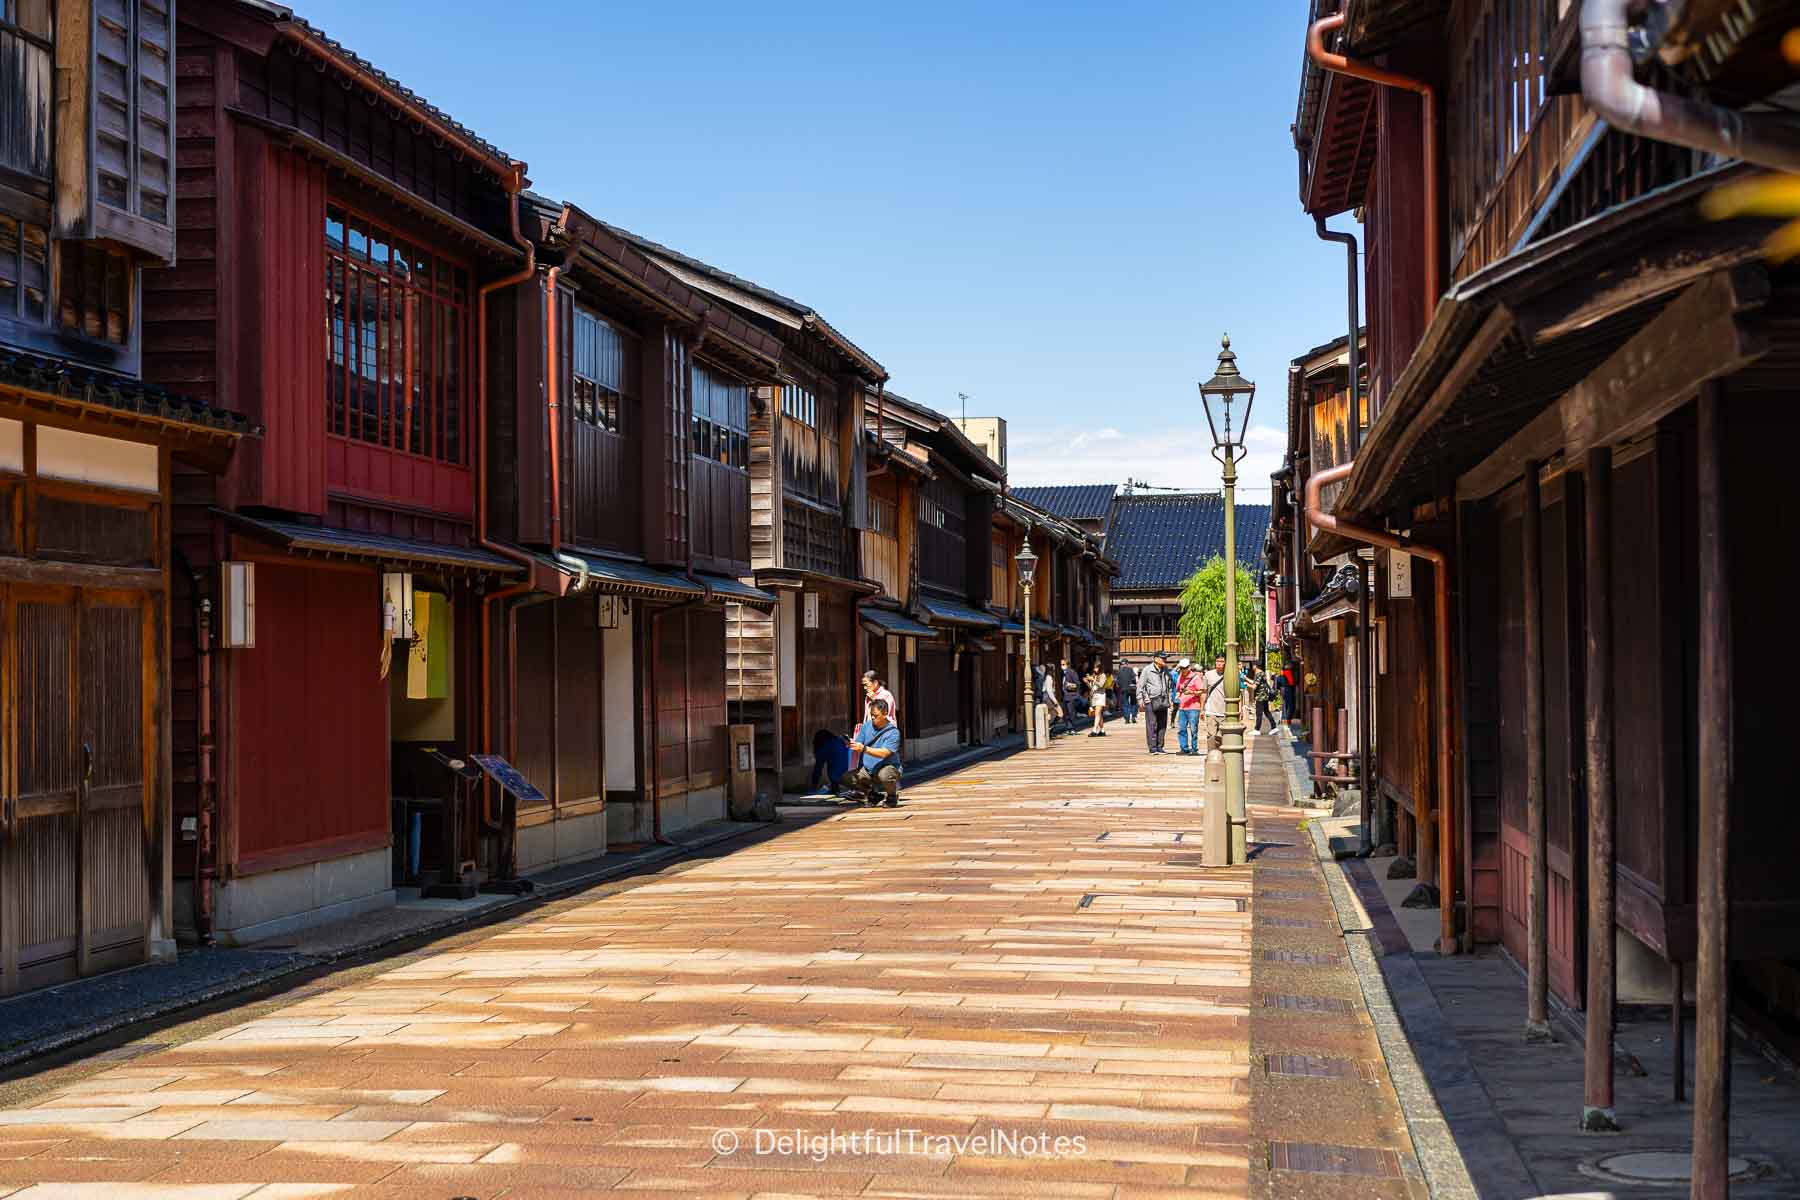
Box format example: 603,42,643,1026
1249,664,1277,734
1201,653,1228,754
1116,661,1138,724
1061,658,1084,720
1137,651,1172,754
1085,663,1109,737
1036,661,1065,730
844,698,903,807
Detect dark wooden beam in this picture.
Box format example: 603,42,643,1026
1523,459,1552,1043
1357,307,1513,511
1457,266,1769,501
1581,444,1618,1132
1691,383,1731,1200
1513,223,1770,346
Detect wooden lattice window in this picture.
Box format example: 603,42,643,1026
691,361,747,471
0,0,52,182
326,205,471,464
780,376,838,504
93,0,173,227
0,215,50,326
571,305,633,434
56,239,129,345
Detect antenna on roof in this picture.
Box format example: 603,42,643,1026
958,392,968,425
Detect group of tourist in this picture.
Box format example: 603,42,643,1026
1129,653,1285,757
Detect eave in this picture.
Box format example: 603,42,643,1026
1331,161,1776,523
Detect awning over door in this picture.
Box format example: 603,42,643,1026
861,607,936,639
549,550,705,602
221,512,524,576
701,573,779,611
917,595,1002,631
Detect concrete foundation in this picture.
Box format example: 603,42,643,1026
192,847,395,947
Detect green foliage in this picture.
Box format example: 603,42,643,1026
1177,556,1264,663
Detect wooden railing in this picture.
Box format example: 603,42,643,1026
1118,635,1187,657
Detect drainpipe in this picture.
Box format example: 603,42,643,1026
1581,0,1800,172
477,166,542,841
174,547,215,946
1306,460,1456,955
1308,12,1438,302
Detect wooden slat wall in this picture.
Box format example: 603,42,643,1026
688,607,726,790
250,143,327,515
512,601,554,811
556,596,602,807
749,390,777,571
142,37,224,405
1457,502,1504,946
232,561,386,863
726,601,775,703
799,592,853,746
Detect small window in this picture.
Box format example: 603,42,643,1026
0,215,50,326
691,362,748,471
572,305,633,434
35,495,155,566
56,241,131,346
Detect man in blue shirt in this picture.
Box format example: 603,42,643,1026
845,697,903,807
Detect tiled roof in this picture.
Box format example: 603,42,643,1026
1106,493,1271,592
245,3,514,170
1013,484,1117,522
2,349,252,435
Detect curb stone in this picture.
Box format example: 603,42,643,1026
1305,815,1537,1200
0,818,763,1073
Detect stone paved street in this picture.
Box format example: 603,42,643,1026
0,731,1422,1198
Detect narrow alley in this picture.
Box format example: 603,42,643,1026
0,733,1422,1199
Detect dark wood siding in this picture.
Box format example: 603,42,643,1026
1458,501,1503,946
692,456,748,574
687,606,726,790
914,644,958,740
511,600,554,816
919,477,966,594
799,591,854,744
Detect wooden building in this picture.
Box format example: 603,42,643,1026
1104,491,1270,667
481,198,783,859
996,494,1116,728
0,0,251,995
146,0,550,943
594,233,887,795
1294,0,1800,1159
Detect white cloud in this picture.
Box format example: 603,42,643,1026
1008,421,1286,498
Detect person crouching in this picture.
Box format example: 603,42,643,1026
845,698,904,807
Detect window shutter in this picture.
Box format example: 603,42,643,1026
88,0,174,257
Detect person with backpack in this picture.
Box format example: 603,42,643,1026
1249,663,1277,735
1201,653,1228,754
1115,661,1138,724
1137,651,1172,754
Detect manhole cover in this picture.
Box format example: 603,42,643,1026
1580,1152,1762,1186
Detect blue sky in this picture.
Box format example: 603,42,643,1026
295,1,1351,493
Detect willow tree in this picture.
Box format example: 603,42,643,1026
1178,556,1264,665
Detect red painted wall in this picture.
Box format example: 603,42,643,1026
232,560,387,867
245,143,329,516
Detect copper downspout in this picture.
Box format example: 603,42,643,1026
1307,11,1439,301
477,166,539,846
1306,460,1456,954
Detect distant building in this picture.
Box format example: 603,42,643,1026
952,417,1007,472
1104,493,1271,664
1012,484,1118,541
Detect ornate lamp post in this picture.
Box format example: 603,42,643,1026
1200,334,1256,865
1017,541,1040,748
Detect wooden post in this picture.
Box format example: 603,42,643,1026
1691,386,1731,1199
1671,959,1686,1104
1582,445,1618,1131
1523,461,1552,1043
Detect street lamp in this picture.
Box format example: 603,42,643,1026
1017,540,1041,748
1200,334,1256,866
